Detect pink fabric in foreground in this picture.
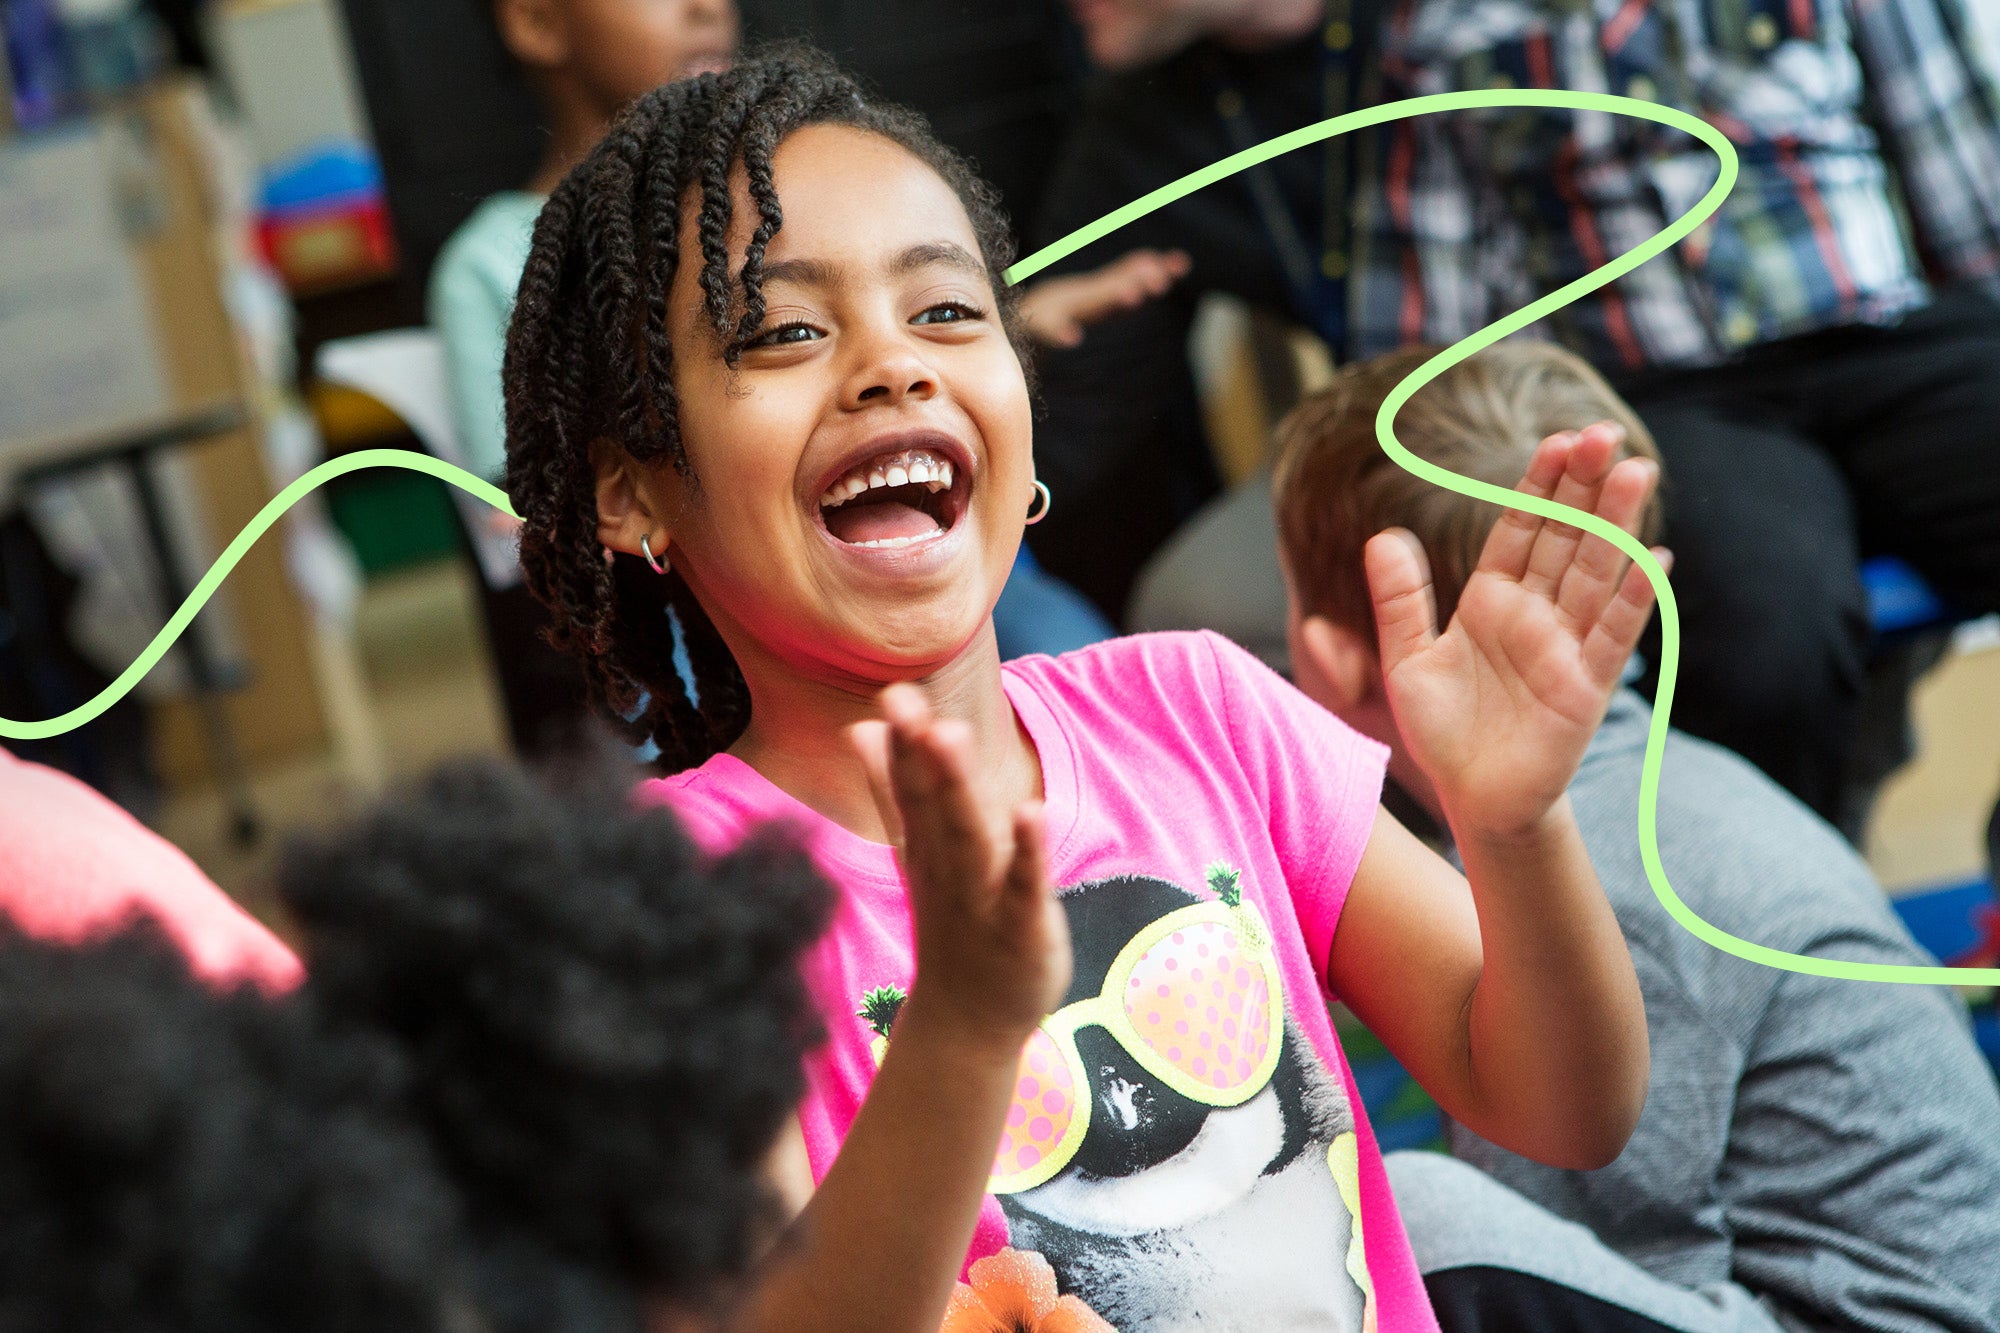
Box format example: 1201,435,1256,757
0,747,302,992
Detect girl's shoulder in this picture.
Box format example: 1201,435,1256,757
635,755,774,857
1004,629,1291,715
1005,630,1385,788
1006,626,1235,679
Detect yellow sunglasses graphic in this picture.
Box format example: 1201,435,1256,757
863,865,1285,1195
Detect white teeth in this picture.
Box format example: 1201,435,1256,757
851,525,943,549
818,449,964,509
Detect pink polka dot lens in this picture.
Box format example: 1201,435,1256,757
987,894,1284,1195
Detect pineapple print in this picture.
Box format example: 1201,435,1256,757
859,984,907,1065
1205,861,1266,954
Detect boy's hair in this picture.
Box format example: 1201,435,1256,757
278,749,833,1310
504,45,1027,773
0,750,833,1332
1273,341,1663,637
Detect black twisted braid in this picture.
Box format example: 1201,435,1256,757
502,45,1026,773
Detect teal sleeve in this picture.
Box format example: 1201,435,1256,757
429,245,517,485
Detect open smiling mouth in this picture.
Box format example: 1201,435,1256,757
816,447,969,549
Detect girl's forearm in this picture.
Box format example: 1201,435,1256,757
724,998,1021,1333
1448,796,1649,1169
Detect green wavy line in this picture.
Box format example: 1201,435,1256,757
0,449,516,742
7,90,1986,986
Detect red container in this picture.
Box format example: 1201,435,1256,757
257,194,397,294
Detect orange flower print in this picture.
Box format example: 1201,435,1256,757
940,1248,1116,1333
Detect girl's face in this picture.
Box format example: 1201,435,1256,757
601,124,1034,689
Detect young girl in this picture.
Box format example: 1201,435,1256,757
503,47,1660,1332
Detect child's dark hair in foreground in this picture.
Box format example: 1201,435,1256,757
0,755,831,1332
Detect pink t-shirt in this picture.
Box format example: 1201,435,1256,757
0,748,302,992
648,631,1437,1332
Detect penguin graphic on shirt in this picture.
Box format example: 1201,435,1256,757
992,869,1375,1332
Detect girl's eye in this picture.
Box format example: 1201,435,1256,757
912,301,985,326
746,321,822,349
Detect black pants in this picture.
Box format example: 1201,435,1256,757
1614,285,2000,834
1426,1267,1711,1332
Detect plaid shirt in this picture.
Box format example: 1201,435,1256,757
1346,0,2000,370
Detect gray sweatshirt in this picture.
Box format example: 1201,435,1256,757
1449,689,2000,1332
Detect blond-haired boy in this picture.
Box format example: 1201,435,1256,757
1275,342,2000,1332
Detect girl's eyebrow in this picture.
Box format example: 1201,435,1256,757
758,242,982,291
760,256,840,289
890,241,984,277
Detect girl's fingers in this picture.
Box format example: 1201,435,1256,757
878,686,966,877
894,719,986,885
1555,456,1658,630
1519,424,1618,597
1365,529,1441,675
1477,431,1574,581
1581,551,1665,686
1003,802,1069,989
896,725,1013,924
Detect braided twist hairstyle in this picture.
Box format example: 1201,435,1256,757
503,45,1027,773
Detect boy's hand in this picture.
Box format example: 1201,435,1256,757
852,686,1071,1049
1017,248,1191,348
1369,423,1664,842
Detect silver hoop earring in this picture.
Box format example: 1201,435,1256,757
641,534,668,575
1025,479,1052,526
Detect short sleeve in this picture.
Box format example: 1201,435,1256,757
1198,632,1389,983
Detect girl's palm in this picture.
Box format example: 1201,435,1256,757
855,687,1071,1042
1372,425,1663,839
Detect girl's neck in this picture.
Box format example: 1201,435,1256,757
727,626,1041,846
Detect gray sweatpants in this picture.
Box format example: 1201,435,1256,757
1387,1153,1789,1333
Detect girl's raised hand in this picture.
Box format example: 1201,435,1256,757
1368,423,1665,842
852,686,1071,1048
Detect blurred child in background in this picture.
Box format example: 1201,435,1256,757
1273,342,2000,1333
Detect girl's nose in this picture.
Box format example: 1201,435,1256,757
842,336,938,411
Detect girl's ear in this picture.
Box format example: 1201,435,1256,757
494,0,569,71
592,441,669,556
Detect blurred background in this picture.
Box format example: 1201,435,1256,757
2,0,1995,1017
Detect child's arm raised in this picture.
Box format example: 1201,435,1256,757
722,685,1070,1333
1329,423,1658,1170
